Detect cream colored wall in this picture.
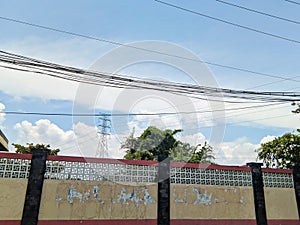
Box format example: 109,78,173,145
39,180,157,220
265,187,298,220
170,184,255,219
0,178,298,220
40,181,254,220
0,179,27,219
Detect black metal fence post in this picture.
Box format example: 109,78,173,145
21,149,49,225
157,155,170,225
247,162,268,225
292,166,300,219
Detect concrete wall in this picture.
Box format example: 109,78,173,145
265,187,298,220
0,178,298,222
0,179,27,219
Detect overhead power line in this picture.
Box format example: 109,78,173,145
249,75,300,89
0,50,300,103
285,0,300,6
226,113,293,127
216,0,300,25
0,16,299,84
0,102,285,117
100,103,290,133
43,101,292,151
154,0,300,44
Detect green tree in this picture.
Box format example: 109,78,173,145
122,126,181,160
256,132,300,169
122,126,214,164
12,143,60,155
172,141,215,164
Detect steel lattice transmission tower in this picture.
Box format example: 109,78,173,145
96,113,111,158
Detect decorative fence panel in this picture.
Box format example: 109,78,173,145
0,153,294,188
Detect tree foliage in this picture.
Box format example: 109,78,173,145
12,143,60,155
171,141,214,164
256,132,300,169
122,126,214,164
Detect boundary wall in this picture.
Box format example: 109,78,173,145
0,152,299,225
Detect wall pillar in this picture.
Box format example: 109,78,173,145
247,162,268,225
21,149,49,225
157,155,170,225
292,166,300,219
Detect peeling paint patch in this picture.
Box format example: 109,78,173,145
173,188,187,203
84,190,90,201
142,188,155,205
116,188,131,205
93,186,99,199
193,188,212,206
67,185,83,204
61,185,155,206
93,186,104,204
56,195,62,202
116,188,142,206
130,188,142,206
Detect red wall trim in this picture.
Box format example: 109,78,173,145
0,152,292,173
261,167,292,174
171,161,251,171
0,152,32,160
0,220,299,225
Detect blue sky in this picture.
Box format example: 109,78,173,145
0,0,299,165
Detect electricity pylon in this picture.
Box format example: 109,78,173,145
96,113,111,158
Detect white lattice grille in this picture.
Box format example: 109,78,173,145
0,158,30,178
45,160,158,183
0,155,294,188
170,167,253,186
263,172,293,188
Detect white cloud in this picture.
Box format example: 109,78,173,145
214,134,281,166
177,132,206,146
260,135,276,144
127,114,183,134
1,37,296,131
0,37,109,102
224,102,297,130
1,37,102,67
11,118,284,166
1,38,297,165
13,119,75,150
12,119,126,158
215,137,260,166
108,134,127,159
72,122,105,157
0,67,78,101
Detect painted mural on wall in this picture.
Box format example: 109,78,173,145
56,184,156,206
172,186,246,206
56,183,246,207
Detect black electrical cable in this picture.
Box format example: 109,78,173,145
0,102,284,117
154,0,300,44
216,0,300,25
285,0,300,6
1,50,300,103
0,15,300,84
